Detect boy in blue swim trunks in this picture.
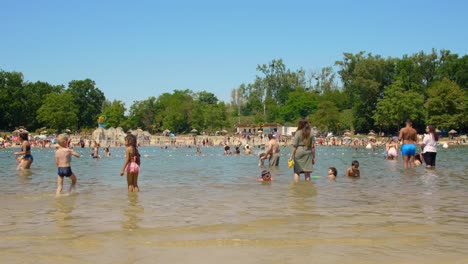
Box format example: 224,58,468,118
55,134,81,196
398,119,418,169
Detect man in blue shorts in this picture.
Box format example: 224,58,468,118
398,119,418,169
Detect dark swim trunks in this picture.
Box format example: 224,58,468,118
23,154,34,162
58,167,73,177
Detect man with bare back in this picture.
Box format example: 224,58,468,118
398,119,418,169
266,133,280,166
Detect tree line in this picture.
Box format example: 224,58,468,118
233,49,467,134
1,49,467,135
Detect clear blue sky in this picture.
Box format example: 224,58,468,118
2,0,467,108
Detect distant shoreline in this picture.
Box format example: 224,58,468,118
2,134,465,149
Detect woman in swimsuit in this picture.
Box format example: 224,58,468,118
14,132,33,169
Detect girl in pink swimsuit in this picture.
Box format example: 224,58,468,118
120,134,141,192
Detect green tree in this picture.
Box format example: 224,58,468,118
280,88,319,122
319,89,348,111
311,101,340,132
101,100,127,128
425,78,467,130
128,97,158,132
239,59,306,122
339,109,354,132
155,90,194,133
0,71,25,130
68,79,105,129
23,81,64,129
373,80,425,131
36,92,78,131
437,51,468,90
192,91,229,132
336,52,396,132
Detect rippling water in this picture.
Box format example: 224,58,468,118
1,145,467,264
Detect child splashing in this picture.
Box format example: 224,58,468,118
120,134,141,192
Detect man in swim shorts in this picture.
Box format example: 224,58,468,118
398,119,418,169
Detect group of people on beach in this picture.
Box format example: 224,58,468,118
13,131,142,196
258,118,439,183
11,118,441,195
396,119,439,169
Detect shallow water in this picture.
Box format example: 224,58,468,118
1,145,467,264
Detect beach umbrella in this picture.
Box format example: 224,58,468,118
190,128,198,133
448,129,457,134
368,131,376,136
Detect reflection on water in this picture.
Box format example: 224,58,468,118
0,145,467,264
53,193,78,230
17,168,33,184
122,193,143,231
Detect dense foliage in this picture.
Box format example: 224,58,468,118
1,49,467,134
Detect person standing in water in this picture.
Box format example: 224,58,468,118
55,134,81,196
120,134,141,192
266,133,280,166
398,119,418,169
421,125,438,168
91,142,100,159
289,119,316,182
14,132,33,169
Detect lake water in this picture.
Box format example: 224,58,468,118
1,145,467,264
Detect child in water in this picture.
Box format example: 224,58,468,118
105,146,111,157
258,152,268,167
258,170,273,182
328,167,337,180
345,160,360,177
414,153,423,167
120,134,141,192
55,134,81,197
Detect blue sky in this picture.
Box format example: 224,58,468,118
2,0,468,108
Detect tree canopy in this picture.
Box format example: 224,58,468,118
1,49,467,134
